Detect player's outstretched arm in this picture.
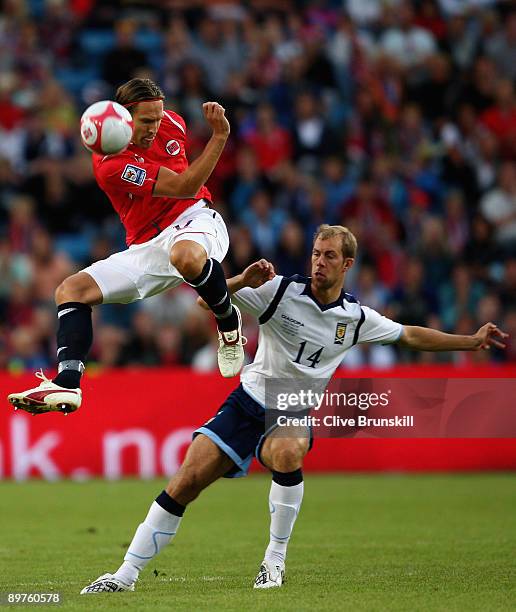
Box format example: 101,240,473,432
197,259,275,310
153,102,230,198
398,322,508,352
227,259,275,294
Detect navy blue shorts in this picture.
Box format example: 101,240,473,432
194,384,313,478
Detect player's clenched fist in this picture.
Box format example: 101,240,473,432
203,102,230,137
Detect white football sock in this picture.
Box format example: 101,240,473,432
264,480,304,566
114,501,182,585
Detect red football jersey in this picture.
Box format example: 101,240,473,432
92,109,212,246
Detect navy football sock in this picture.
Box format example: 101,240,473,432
52,302,93,389
185,259,238,332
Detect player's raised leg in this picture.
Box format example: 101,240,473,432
81,434,233,593
170,239,245,377
254,432,309,589
7,272,102,415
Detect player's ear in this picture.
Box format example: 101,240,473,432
343,257,354,271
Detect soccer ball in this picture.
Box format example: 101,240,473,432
80,100,133,155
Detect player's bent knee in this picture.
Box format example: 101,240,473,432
55,277,81,305
266,440,307,473
271,449,303,472
170,242,207,280
165,466,205,505
55,274,102,306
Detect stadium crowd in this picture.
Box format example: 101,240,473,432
0,0,515,372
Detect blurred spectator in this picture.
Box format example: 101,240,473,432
0,74,25,131
346,0,385,27
162,17,194,98
346,85,391,165
341,176,397,259
457,55,498,112
38,0,79,61
441,12,480,70
102,19,149,88
224,225,261,277
7,194,41,254
275,220,308,277
415,0,447,42
273,162,310,222
471,128,498,192
9,325,50,371
39,79,77,137
122,310,160,366
179,62,214,129
485,10,516,81
30,227,74,303
243,104,292,174
417,216,453,288
326,13,371,98
141,285,197,328
321,156,355,221
6,282,34,328
0,235,31,321
379,1,437,68
292,91,333,173
439,263,484,330
463,214,500,281
480,161,516,251
442,140,478,207
370,155,407,220
0,156,19,213
353,262,389,312
391,257,438,327
180,309,212,366
155,324,182,366
190,15,242,96
94,324,127,367
499,258,516,311
502,309,516,362
304,183,330,244
228,146,264,219
61,151,112,232
241,189,287,257
443,190,469,255
407,54,456,123
396,104,433,169
480,78,516,159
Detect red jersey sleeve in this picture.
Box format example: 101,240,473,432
94,155,162,196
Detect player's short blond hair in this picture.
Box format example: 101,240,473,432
313,224,357,259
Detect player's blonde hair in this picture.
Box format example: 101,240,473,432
313,224,357,259
116,78,165,112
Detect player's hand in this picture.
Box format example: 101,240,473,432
241,259,275,289
473,322,508,350
195,259,275,311
203,102,230,138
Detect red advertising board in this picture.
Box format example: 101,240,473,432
0,366,515,480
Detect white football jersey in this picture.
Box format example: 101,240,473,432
232,275,403,407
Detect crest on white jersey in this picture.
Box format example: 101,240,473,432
334,322,347,345
166,139,181,156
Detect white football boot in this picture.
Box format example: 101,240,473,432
253,560,285,589
217,304,246,378
80,573,135,594
7,370,81,415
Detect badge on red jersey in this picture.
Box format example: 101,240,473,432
166,139,181,156
121,164,146,186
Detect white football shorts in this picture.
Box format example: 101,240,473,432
82,200,229,304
